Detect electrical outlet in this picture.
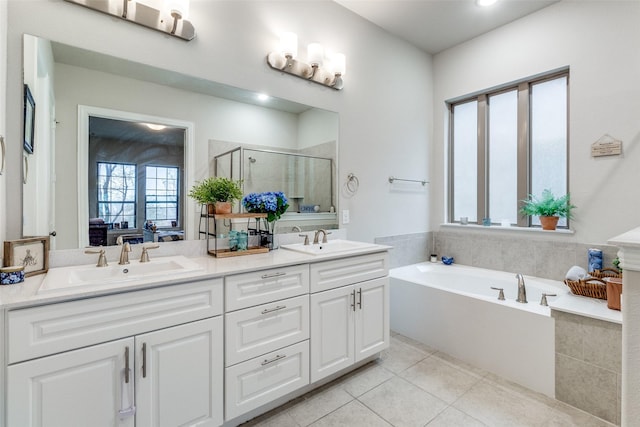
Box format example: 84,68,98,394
342,209,350,224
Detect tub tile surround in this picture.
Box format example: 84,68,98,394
243,333,615,427
552,310,622,424
434,228,619,282
374,232,432,269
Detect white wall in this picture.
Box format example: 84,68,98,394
5,0,433,244
0,0,7,261
432,1,640,245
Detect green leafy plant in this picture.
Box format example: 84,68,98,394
188,177,243,205
519,189,575,219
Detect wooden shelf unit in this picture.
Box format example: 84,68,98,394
199,208,270,257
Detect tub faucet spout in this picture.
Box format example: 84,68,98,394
515,273,527,303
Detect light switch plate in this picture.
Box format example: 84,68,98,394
342,209,350,224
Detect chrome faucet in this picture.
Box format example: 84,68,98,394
116,236,131,265
313,229,328,244
515,273,527,303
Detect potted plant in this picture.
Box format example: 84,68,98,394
520,189,575,230
188,177,243,214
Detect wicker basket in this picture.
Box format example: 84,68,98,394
590,268,622,279
564,277,608,299
563,269,622,300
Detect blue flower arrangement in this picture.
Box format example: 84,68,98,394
242,191,290,222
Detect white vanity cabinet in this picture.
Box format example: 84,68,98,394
6,279,224,427
309,253,389,383
224,265,310,420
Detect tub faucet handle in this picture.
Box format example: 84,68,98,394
490,286,505,301
540,293,557,307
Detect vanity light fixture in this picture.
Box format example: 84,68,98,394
476,0,498,6
63,0,195,41
266,32,346,90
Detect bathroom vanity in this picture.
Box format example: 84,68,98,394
0,242,389,426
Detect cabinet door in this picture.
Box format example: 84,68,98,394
355,277,390,362
7,338,135,427
135,317,223,427
310,285,355,383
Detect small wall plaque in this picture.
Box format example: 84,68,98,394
591,134,622,157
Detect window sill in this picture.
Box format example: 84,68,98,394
440,223,575,235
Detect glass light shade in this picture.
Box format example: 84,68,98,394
476,0,497,6
307,43,324,66
165,0,189,18
280,32,298,58
331,53,346,76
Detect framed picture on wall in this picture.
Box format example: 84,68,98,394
3,236,50,277
23,84,35,154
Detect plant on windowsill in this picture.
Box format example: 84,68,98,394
188,177,243,214
519,189,576,230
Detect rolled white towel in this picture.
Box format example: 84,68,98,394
566,265,587,281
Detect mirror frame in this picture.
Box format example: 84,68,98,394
77,105,195,248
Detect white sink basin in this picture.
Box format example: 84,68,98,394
280,239,379,256
39,255,203,294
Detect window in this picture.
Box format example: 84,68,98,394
448,71,568,227
97,162,136,225
145,165,179,227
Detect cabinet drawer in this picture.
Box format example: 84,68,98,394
225,264,309,311
310,252,388,293
225,295,309,366
8,278,223,364
225,340,309,421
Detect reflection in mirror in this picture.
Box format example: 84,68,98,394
88,116,186,247
214,146,336,232
22,34,339,250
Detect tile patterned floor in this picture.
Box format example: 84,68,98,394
241,332,616,427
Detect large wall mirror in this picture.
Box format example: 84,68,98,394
22,34,339,250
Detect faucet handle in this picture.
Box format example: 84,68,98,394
85,248,108,267
299,234,310,246
540,293,557,306
490,286,505,301
140,243,160,263
322,231,331,244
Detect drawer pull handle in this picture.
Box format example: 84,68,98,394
261,354,286,366
142,343,147,378
351,290,356,311
124,346,130,383
261,305,287,315
261,272,286,279
357,288,362,309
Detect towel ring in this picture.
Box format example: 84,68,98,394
344,173,359,196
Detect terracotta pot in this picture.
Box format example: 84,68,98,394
213,201,232,214
605,277,622,311
539,215,559,230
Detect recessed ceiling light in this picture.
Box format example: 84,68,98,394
477,0,498,7
257,93,269,101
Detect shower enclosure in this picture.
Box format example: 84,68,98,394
214,147,335,215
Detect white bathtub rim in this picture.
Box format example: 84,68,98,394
389,262,566,316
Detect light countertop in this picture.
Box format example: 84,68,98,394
549,291,622,324
0,242,390,310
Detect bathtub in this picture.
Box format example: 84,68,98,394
390,262,566,397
